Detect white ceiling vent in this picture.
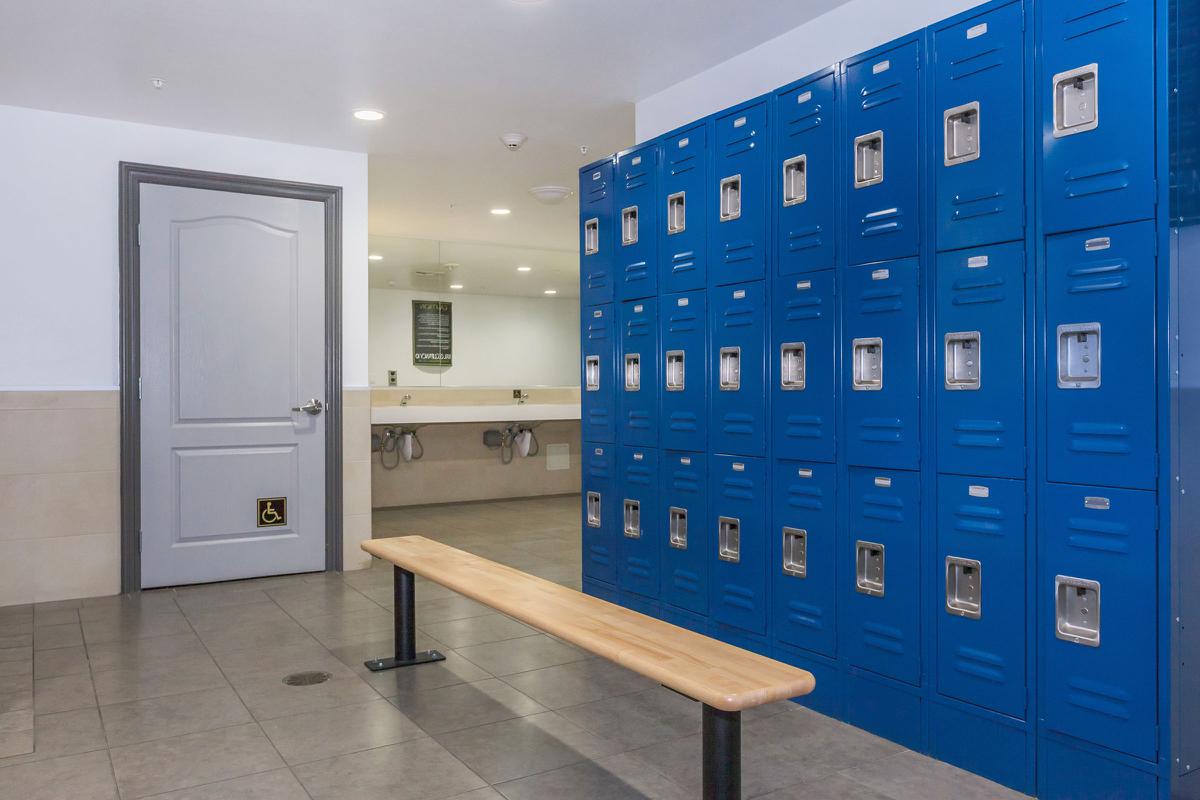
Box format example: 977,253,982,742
529,185,572,204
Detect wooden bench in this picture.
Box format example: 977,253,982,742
362,536,815,799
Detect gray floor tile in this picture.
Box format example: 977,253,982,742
33,672,95,714
456,634,590,677
232,672,380,721
32,608,79,627
32,645,88,678
389,678,546,735
419,614,539,649
499,657,655,709
211,640,360,683
0,672,32,694
435,710,623,785
86,633,209,673
494,751,691,800
172,586,272,614
758,772,898,800
92,654,227,706
108,722,284,799
415,595,495,624
99,686,251,746
556,687,700,750
840,749,1028,800
0,634,32,650
0,707,107,768
292,736,487,800
1,689,33,714
182,601,293,633
260,698,425,765
0,729,33,759
82,612,191,646
446,790,505,800
0,646,32,664
0,659,31,679
139,767,309,799
0,749,117,800
197,619,319,656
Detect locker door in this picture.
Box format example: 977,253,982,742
936,475,1026,719
773,270,836,463
841,467,921,685
843,259,920,470
616,143,659,301
844,40,921,266
936,242,1025,479
661,450,708,615
660,290,707,453
772,460,837,657
581,444,617,585
709,282,767,457
659,123,709,294
709,455,769,635
580,160,615,305
618,446,660,600
619,298,659,447
1045,221,1155,489
1040,0,1155,232
581,304,616,444
933,1,1025,251
710,100,769,287
1043,484,1156,760
775,71,837,275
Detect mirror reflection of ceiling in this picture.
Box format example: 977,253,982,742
368,237,578,298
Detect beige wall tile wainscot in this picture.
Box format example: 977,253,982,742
341,388,374,572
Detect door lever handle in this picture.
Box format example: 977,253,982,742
291,399,324,415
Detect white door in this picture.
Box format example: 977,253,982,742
139,184,327,588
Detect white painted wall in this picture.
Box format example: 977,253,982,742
635,0,982,141
369,288,580,387
0,104,369,389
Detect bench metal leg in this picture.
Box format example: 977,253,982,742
703,704,741,799
364,566,446,672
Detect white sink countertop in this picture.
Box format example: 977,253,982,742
371,403,581,425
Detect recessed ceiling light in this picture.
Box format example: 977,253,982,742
353,109,385,122
368,254,383,261
543,289,557,295
490,208,511,216
529,185,571,204
517,266,532,272
449,283,464,290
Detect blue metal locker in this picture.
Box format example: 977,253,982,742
709,454,769,635
580,158,615,306
581,304,616,444
1042,483,1157,761
772,460,837,658
775,69,837,275
936,242,1025,479
936,474,1026,719
844,39,921,266
659,122,709,294
1040,0,1155,233
709,99,769,287
931,1,1025,251
660,450,708,615
1045,221,1156,490
581,443,617,586
709,281,767,457
618,446,660,600
619,298,658,447
615,142,659,301
659,290,706,453
773,269,836,463
843,259,920,470
841,467,921,686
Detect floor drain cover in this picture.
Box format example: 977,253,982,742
283,670,332,687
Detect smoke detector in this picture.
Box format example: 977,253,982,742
529,185,572,205
500,133,528,151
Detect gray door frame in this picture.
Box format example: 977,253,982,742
118,162,344,592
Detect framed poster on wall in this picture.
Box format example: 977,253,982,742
412,300,452,366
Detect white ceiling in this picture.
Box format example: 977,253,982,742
368,236,578,298
1,0,848,296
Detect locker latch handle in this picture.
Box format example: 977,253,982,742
621,206,639,246
718,516,741,563
782,155,807,206
665,350,685,392
855,540,885,596
586,492,601,528
854,131,884,188
585,355,600,392
782,527,807,578
945,556,982,619
719,175,742,221
623,499,641,538
780,342,806,390
852,338,883,391
667,192,686,235
1055,575,1101,647
669,507,688,550
944,332,981,391
624,354,641,392
584,218,600,255
1053,64,1099,138
719,347,741,391
1056,323,1101,389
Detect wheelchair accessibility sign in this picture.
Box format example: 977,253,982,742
257,497,287,528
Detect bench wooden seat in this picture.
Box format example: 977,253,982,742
362,535,815,799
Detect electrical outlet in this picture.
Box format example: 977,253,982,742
512,389,523,399
387,370,398,387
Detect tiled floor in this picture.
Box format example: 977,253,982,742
0,495,1028,799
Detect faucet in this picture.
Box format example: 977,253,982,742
400,393,412,406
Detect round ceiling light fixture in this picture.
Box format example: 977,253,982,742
353,108,386,122
528,185,571,205
516,266,532,272
368,254,383,261
543,289,558,295
490,208,511,216
449,283,464,290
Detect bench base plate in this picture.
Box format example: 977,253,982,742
364,650,446,672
